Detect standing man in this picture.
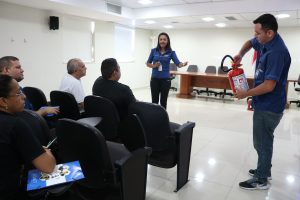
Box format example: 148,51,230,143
59,58,86,109
92,58,136,120
234,14,291,190
0,56,59,117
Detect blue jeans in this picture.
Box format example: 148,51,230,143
253,110,283,181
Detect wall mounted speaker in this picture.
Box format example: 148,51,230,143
49,16,59,30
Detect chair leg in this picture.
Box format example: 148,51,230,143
174,123,194,192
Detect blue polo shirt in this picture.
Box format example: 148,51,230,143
147,48,181,79
251,34,291,113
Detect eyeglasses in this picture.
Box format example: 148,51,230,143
7,90,25,98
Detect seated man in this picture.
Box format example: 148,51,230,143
0,56,59,117
0,74,56,199
59,58,86,110
92,58,136,120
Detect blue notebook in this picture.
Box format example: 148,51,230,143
27,161,84,191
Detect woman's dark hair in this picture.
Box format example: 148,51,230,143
101,58,118,79
0,74,13,98
253,13,278,33
156,32,172,51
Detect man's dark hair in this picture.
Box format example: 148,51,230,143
156,32,172,51
101,58,118,79
253,13,278,33
0,56,19,73
0,74,13,98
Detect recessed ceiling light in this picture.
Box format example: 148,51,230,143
276,14,290,19
144,20,156,24
163,25,173,29
202,17,215,22
215,23,226,28
138,0,152,5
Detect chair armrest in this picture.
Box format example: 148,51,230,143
174,121,195,149
77,117,102,127
114,148,150,200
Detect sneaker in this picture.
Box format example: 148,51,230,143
239,178,270,190
248,169,272,180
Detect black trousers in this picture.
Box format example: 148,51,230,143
150,78,171,109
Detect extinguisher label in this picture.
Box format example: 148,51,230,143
232,74,249,91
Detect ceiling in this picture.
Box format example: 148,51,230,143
1,0,300,29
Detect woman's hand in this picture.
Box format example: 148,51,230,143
146,62,161,68
179,61,188,67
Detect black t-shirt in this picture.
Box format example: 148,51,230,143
0,111,45,199
92,77,136,120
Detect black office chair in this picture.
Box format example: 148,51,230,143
56,118,150,200
290,74,300,107
22,86,48,111
217,66,233,98
169,63,178,91
118,114,147,152
129,101,195,192
50,90,81,120
186,65,200,94
198,65,218,96
84,95,120,141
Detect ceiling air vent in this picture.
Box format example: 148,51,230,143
225,16,237,20
106,2,122,15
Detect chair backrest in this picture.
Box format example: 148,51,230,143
169,63,177,71
205,65,217,74
84,95,120,140
22,87,48,111
129,102,172,151
118,114,146,152
187,65,198,72
50,90,81,120
56,119,115,189
17,109,52,146
218,66,228,75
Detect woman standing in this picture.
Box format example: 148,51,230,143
146,32,187,109
0,75,56,199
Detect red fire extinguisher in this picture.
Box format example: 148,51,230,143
221,55,249,93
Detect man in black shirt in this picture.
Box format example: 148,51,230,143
92,58,136,120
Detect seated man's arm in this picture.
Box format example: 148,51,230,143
36,107,60,117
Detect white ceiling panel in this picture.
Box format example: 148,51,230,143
1,0,300,29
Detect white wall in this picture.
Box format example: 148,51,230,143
1,1,299,100
0,1,152,99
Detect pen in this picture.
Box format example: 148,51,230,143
46,137,57,148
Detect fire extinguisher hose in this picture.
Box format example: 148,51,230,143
220,55,234,73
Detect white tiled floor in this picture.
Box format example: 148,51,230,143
133,88,300,200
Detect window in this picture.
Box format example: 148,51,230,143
114,25,135,62
62,17,95,62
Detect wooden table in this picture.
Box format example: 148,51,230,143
171,71,297,108
170,71,254,98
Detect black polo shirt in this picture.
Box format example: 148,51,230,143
92,77,136,120
0,111,45,199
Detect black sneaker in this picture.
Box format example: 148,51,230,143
239,178,270,190
248,169,272,180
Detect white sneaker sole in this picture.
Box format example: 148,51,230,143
240,184,270,190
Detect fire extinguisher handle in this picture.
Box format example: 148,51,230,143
221,55,233,73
